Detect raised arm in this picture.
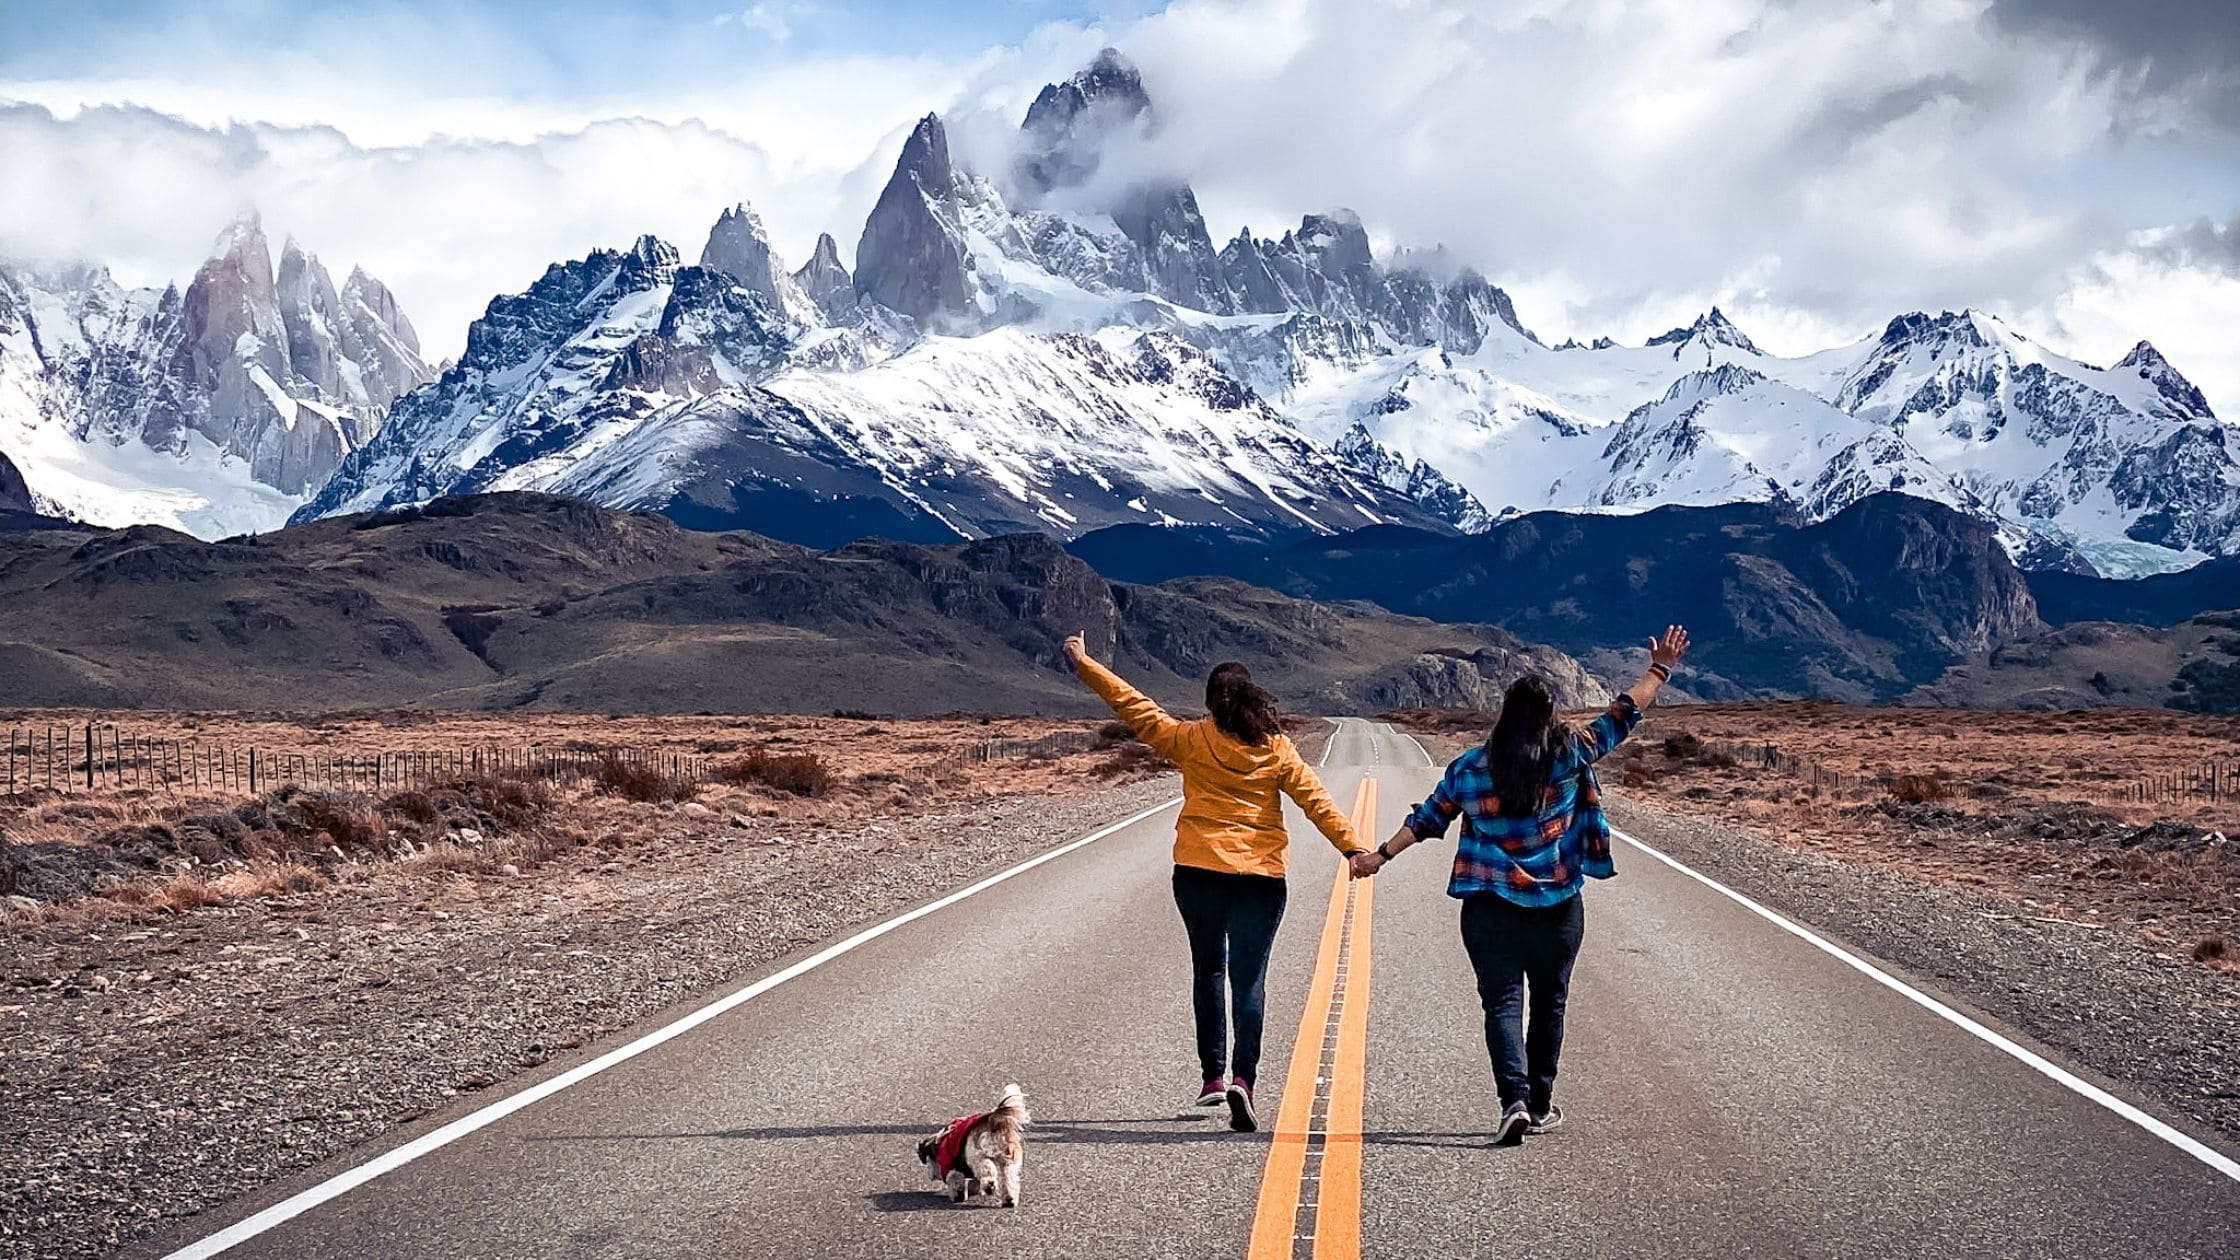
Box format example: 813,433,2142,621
1064,632,1186,758
1351,625,1689,879
1278,749,1367,857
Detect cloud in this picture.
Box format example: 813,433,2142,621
0,102,884,360
2,0,2235,418
1988,0,2240,126
2035,215,2240,418
716,3,811,42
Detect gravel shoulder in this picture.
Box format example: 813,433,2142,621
1605,793,2240,1150
1,775,1179,1260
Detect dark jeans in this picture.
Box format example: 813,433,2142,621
1171,864,1288,1087
1459,892,1585,1113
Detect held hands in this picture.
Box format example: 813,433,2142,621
1648,624,1690,670
1348,850,1384,880
1062,631,1089,669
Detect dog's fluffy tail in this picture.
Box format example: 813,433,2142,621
993,1082,1029,1124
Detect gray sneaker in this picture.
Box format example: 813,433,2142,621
1527,1104,1564,1134
1493,1103,1530,1146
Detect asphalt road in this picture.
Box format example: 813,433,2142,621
137,719,2240,1259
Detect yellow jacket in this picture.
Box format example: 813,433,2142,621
1078,658,1362,877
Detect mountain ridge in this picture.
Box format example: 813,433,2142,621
3,47,2234,581
0,492,1602,716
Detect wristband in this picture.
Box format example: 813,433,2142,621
1649,662,1672,681
1375,839,1397,862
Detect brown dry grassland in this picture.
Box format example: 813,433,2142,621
1388,702,2238,972
0,710,1209,925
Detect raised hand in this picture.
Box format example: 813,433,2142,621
1648,624,1689,670
1062,631,1090,669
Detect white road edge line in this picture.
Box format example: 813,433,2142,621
158,795,1187,1260
1379,724,2239,1185
1612,825,2240,1184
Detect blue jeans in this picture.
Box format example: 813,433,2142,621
1460,891,1585,1113
1172,865,1287,1087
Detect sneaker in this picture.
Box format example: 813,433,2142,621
1493,1103,1530,1146
1527,1104,1564,1134
1195,1079,1227,1107
1226,1079,1257,1132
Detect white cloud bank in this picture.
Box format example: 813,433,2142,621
2,0,2236,412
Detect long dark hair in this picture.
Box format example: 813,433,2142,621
1206,662,1282,745
1486,675,1563,818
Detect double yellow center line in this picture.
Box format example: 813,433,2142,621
1247,777,1378,1260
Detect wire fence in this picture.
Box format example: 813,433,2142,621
1692,737,2236,811
3,723,719,799
962,730,1104,764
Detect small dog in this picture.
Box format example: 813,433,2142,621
917,1083,1029,1207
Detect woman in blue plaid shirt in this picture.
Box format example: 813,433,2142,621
1353,625,1690,1145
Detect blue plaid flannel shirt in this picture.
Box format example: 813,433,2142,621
1402,695,1644,906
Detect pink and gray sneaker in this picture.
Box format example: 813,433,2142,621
1195,1079,1227,1107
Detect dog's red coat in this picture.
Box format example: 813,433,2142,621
931,1112,987,1178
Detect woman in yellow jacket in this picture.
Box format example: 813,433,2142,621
1064,633,1366,1132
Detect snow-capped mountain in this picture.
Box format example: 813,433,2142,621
26,45,2212,575
0,215,428,535
298,55,1491,543
1299,301,2238,574
298,217,1456,543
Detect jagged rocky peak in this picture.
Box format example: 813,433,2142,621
275,236,348,398
2116,340,2217,420
342,266,410,339
181,213,286,382
854,113,975,325
1017,46,1153,195
790,231,855,322
1295,210,1375,275
1646,306,1761,355
1663,361,1770,402
620,233,681,285
699,202,816,324
1876,308,1997,351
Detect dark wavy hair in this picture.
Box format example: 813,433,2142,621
1206,662,1282,745
1486,675,1563,818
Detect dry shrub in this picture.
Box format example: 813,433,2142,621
1886,774,1951,805
1697,749,1739,770
209,863,327,900
1096,721,1135,746
1662,732,1704,759
1093,741,1175,779
285,791,384,850
2195,936,2230,964
384,790,441,824
449,774,554,829
105,873,226,914
415,843,504,876
596,752,702,803
716,746,834,798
